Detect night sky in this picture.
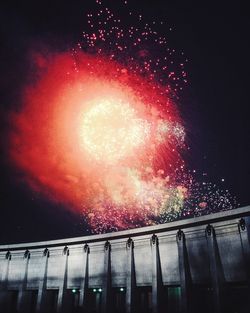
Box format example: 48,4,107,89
1,0,249,244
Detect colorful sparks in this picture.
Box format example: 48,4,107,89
7,0,236,233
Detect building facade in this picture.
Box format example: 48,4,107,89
0,206,250,313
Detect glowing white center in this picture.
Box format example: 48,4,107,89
81,99,149,163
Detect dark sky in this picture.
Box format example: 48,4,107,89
0,0,249,244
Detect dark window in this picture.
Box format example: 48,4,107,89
190,284,213,313
28,290,38,313
86,288,102,313
135,287,152,313
110,287,126,313
64,289,81,313
167,286,181,313
222,282,249,313
9,290,18,313
45,290,58,313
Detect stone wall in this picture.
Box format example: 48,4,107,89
0,206,249,313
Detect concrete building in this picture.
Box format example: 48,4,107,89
0,206,249,313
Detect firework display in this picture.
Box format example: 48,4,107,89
7,0,236,233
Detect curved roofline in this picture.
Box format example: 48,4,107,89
1,205,249,251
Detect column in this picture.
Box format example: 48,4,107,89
57,246,69,313
238,218,250,285
151,234,162,313
101,241,111,313
205,224,221,313
0,251,11,311
36,248,49,313
1,251,11,289
176,229,190,313
79,243,89,310
126,238,136,313
17,249,30,313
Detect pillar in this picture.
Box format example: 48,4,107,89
176,229,190,313
57,246,69,313
238,218,250,285
101,241,111,313
0,251,11,311
151,234,162,313
205,224,221,313
1,251,11,289
79,243,89,310
126,237,136,313
17,249,30,313
36,248,49,313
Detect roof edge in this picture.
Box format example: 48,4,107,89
1,205,249,251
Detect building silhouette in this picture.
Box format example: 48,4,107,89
0,206,249,313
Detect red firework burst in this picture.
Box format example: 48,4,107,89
6,1,235,233
8,50,186,232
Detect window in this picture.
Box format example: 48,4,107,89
190,284,213,313
222,282,249,313
45,290,58,313
86,288,102,313
167,286,181,313
28,290,38,313
110,287,126,313
9,290,18,313
135,287,152,313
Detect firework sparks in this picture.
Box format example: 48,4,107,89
7,0,236,233
80,98,150,164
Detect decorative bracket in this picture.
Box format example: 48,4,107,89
6,250,11,260
24,249,30,259
84,243,89,253
239,218,246,231
177,229,184,241
43,248,49,257
63,246,69,256
126,237,134,249
206,224,214,236
151,233,159,245
104,240,111,251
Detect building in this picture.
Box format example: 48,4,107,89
0,206,249,313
